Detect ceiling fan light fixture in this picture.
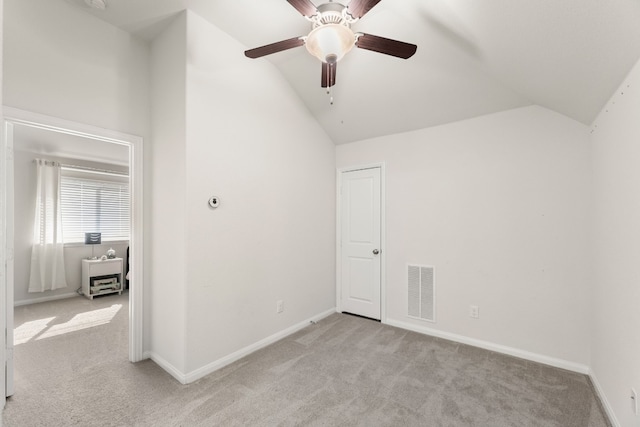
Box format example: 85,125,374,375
305,24,355,63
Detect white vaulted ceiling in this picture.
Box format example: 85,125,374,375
65,0,640,144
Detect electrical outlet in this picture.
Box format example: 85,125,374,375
469,305,479,319
276,300,284,314
632,388,637,415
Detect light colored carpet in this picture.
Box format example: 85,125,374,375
3,293,611,426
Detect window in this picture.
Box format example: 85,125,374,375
60,170,130,243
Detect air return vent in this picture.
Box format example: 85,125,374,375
408,265,435,322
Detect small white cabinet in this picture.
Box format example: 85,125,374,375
82,258,123,299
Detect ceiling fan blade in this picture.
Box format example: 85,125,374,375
355,33,417,59
244,37,305,59
286,0,318,17
346,0,382,19
321,62,337,88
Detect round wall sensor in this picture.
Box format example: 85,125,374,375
208,196,220,209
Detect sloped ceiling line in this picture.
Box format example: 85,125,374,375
64,0,640,144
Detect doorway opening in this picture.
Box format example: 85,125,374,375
1,107,145,401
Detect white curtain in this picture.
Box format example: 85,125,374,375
28,159,68,292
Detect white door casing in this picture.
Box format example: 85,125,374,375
338,166,382,320
3,122,14,398
1,113,7,406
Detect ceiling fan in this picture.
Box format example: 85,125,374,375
244,0,417,89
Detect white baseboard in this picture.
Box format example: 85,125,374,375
145,308,337,385
143,311,617,426
184,308,336,384
14,292,80,307
589,370,620,427
144,350,188,384
385,318,590,375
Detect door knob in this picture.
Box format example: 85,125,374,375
373,249,380,255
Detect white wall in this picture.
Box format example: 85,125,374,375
12,150,129,305
3,0,149,138
337,105,592,368
182,12,336,374
8,10,635,427
3,0,150,303
590,58,640,427
4,0,149,367
3,0,335,383
148,13,188,374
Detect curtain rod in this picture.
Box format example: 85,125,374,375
33,158,128,176
61,163,128,176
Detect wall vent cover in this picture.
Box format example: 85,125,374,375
407,264,435,322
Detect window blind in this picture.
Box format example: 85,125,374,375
60,174,130,243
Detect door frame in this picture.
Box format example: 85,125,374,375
0,108,146,394
336,163,386,323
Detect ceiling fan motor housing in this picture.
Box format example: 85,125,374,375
313,3,352,27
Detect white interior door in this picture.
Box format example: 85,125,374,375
340,167,381,320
